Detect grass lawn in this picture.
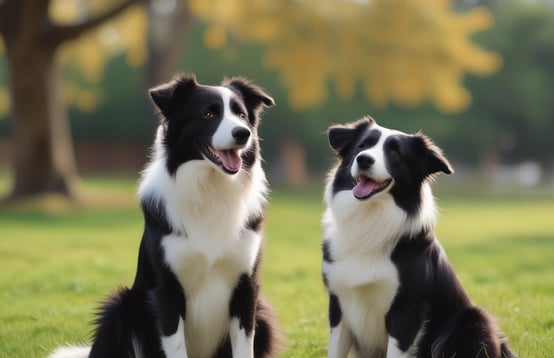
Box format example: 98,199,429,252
0,177,553,357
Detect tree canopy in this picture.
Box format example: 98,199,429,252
1,0,501,115
189,0,501,112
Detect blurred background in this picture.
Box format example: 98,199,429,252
1,0,554,201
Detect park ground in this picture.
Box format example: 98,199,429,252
0,175,553,357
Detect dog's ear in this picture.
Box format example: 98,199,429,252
223,77,275,120
328,116,374,156
149,73,198,119
414,133,454,177
328,126,357,155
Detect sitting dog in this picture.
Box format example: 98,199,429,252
49,74,280,358
322,116,517,358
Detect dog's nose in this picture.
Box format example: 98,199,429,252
232,127,251,145
356,154,374,170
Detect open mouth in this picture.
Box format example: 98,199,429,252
202,145,243,174
352,175,392,200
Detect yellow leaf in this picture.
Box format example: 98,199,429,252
432,81,471,113
335,70,355,100
204,24,227,49
187,0,502,113
364,79,388,109
49,1,147,110
114,5,148,67
63,83,100,112
49,0,81,25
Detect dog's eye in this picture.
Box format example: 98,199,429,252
203,111,214,120
239,112,247,120
387,146,400,156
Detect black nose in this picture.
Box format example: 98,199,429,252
356,154,374,170
232,127,251,145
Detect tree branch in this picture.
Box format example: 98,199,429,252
46,0,147,46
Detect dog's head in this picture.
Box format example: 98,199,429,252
149,73,274,176
327,116,453,214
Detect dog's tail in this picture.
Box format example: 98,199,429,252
88,286,159,357
48,286,157,358
431,306,518,358
501,342,519,358
255,296,285,358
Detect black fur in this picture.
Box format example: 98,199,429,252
328,294,342,328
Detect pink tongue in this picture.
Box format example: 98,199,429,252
353,176,378,199
218,149,242,172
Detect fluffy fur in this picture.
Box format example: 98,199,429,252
49,74,280,358
322,116,517,358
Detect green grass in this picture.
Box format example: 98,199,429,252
1,178,553,357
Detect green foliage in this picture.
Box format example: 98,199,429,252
459,0,554,164
1,177,553,357
67,55,154,142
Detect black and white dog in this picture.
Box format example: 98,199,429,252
322,116,517,358
49,74,280,358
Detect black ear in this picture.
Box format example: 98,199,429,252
414,133,454,177
327,116,374,155
328,126,358,154
149,73,198,118
223,77,275,113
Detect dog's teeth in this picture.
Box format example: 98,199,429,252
207,146,220,159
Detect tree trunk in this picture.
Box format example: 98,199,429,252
0,0,142,201
146,1,193,86
6,46,78,199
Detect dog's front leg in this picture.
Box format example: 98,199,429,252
385,336,412,358
229,274,257,357
385,302,425,358
161,317,187,358
327,293,352,358
328,321,352,358
150,275,188,358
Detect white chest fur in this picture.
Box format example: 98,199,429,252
139,153,267,357
324,247,399,355
162,228,261,357
322,189,404,355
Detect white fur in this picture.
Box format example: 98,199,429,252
385,326,426,358
323,126,439,357
162,318,187,358
46,336,145,357
328,320,353,357
212,86,251,150
324,168,438,258
47,346,91,358
230,317,255,357
131,334,144,358
138,122,267,357
351,125,400,183
386,337,409,358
